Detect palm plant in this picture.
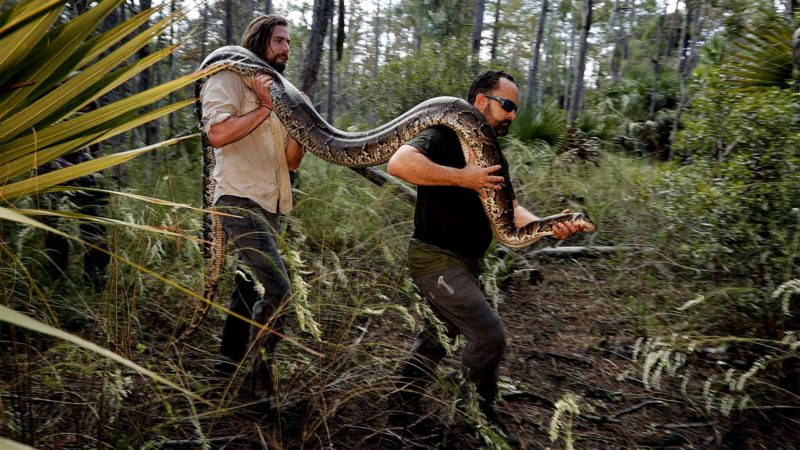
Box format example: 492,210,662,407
726,16,794,90
0,0,207,210
0,3,216,442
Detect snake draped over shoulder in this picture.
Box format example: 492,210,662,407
182,46,596,339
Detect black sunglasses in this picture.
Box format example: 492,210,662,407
484,94,518,113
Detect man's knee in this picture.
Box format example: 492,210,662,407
474,321,507,361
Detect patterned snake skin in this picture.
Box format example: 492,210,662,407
182,46,596,339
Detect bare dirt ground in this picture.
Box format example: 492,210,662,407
158,259,798,449
295,260,796,449
322,262,721,450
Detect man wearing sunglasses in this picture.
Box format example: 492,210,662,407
387,70,582,447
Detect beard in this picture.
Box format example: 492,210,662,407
267,54,288,73
482,106,512,136
493,119,512,137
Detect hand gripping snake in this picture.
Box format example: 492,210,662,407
182,46,596,339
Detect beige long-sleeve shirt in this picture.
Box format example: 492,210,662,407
200,70,293,213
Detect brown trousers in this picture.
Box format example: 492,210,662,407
399,266,507,406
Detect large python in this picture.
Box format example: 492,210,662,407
182,46,596,339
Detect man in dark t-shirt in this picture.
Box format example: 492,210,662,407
387,71,582,447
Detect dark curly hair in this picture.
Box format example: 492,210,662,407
467,70,516,104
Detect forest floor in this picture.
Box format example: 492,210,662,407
166,257,797,449
323,260,723,450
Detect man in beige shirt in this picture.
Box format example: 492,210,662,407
200,15,304,393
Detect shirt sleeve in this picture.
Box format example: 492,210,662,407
404,126,447,159
200,71,242,133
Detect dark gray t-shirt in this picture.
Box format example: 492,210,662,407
405,126,513,272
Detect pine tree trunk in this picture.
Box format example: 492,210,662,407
472,0,486,55
649,4,666,120
608,0,621,84
562,19,576,111
327,13,335,123
301,0,335,96
225,0,233,45
669,0,706,160
793,26,800,89
136,0,159,146
537,12,554,106
201,1,209,60
167,0,176,136
265,0,272,14
527,0,548,108
414,1,423,51
490,0,501,62
567,0,592,124
385,0,393,61
373,0,380,77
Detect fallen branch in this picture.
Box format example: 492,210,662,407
503,391,666,424
606,400,665,421
502,391,555,407
350,167,417,205
527,245,657,258
653,421,715,430
163,435,252,447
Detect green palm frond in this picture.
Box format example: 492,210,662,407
0,0,65,80
514,101,567,148
727,17,793,90
18,207,201,240
0,135,196,200
0,0,205,204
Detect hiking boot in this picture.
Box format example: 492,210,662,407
213,357,239,377
388,389,422,412
481,403,521,449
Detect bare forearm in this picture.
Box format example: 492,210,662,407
388,147,465,187
207,105,271,148
513,200,540,228
285,138,304,171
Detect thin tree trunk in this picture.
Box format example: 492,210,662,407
301,0,335,96
793,26,800,89
327,12,334,123
567,0,592,124
225,0,233,45
265,0,272,14
628,0,637,37
490,0,501,62
201,1,209,60
527,0,548,109
562,18,577,111
649,4,666,119
676,1,691,74
372,0,380,78
609,0,624,83
669,0,706,160
137,0,158,146
537,11,554,106
472,0,486,56
668,2,690,160
385,0,393,61
609,0,619,83
168,0,176,135
619,0,629,71
414,1,423,51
